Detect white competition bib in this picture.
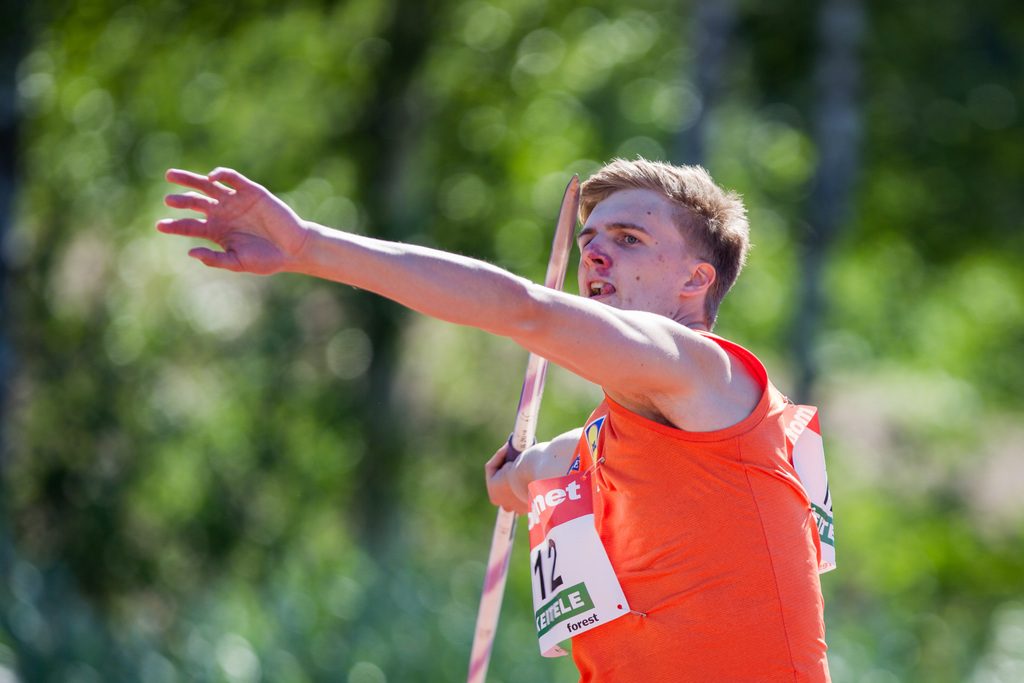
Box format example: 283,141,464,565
784,404,836,573
526,474,629,657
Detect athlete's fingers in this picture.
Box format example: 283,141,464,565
164,192,217,213
485,464,510,507
487,466,528,514
208,167,259,193
188,247,243,271
165,168,224,197
156,217,213,239
485,445,511,479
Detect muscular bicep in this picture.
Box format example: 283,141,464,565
521,428,583,481
508,286,724,402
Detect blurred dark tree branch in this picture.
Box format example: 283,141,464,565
346,0,445,554
676,0,736,165
792,0,864,401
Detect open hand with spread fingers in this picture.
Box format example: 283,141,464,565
158,168,311,275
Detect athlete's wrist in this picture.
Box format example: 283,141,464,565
288,221,351,278
512,445,540,501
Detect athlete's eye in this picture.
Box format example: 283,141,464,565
622,234,640,245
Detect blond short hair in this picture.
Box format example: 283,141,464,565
580,158,749,328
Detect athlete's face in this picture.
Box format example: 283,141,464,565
576,189,711,321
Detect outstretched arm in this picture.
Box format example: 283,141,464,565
158,168,745,423
160,167,555,339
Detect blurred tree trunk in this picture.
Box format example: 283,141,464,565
0,0,23,453
347,0,441,553
0,10,125,681
0,7,18,675
0,5,39,679
792,0,864,401
676,0,736,165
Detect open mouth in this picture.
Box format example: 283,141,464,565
587,281,616,298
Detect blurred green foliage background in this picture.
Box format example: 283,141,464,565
1,0,1023,681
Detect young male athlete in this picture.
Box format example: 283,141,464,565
158,158,830,682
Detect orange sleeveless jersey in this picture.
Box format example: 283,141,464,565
570,334,830,682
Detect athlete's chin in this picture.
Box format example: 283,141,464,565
588,295,618,307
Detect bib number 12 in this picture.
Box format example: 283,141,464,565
533,540,564,600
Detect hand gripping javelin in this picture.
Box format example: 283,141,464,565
466,175,580,683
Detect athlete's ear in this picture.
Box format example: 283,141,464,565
680,261,716,299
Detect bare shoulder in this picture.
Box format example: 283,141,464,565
510,289,761,431
606,322,764,433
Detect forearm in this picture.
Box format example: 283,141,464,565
291,222,537,336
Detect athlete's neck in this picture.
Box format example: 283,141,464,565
669,309,709,331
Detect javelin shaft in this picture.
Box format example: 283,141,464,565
466,176,579,683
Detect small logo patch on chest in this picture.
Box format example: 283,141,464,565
585,415,606,460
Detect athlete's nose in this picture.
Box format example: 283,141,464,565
581,238,612,269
